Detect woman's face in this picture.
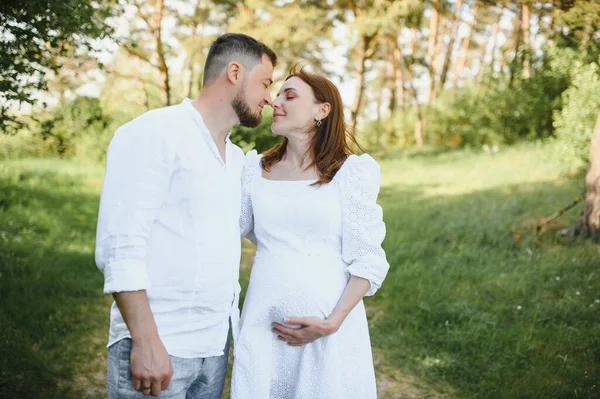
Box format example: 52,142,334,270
271,76,320,138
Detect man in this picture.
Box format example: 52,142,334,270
95,33,276,398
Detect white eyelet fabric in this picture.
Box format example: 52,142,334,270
232,150,389,398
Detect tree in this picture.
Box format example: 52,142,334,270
567,114,600,242
342,0,412,130
438,0,464,90
39,96,112,157
174,0,224,98
121,0,173,107
101,49,164,118
580,113,600,241
476,5,503,83
454,0,481,85
0,0,117,131
521,1,532,79
554,0,600,57
426,0,441,101
227,0,332,78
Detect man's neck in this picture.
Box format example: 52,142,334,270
192,87,239,144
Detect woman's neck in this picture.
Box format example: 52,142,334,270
283,133,313,170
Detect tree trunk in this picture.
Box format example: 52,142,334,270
185,1,201,99
508,9,522,88
350,33,375,131
377,63,385,122
407,30,424,146
570,113,600,242
413,95,424,147
427,0,440,102
453,0,479,86
387,39,398,117
546,0,556,44
393,44,404,115
186,63,195,98
137,59,150,110
521,1,531,80
153,0,170,106
478,7,503,83
439,0,463,90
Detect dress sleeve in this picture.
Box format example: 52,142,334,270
240,150,261,243
339,154,389,296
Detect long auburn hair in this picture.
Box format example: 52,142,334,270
261,66,358,185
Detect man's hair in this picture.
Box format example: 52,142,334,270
203,33,277,85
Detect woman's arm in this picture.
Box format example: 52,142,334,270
271,276,370,346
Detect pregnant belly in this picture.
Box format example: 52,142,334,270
248,253,349,324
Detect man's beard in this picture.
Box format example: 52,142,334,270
232,83,262,128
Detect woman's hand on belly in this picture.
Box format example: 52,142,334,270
271,317,340,346
270,276,372,346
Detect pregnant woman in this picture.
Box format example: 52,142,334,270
231,67,389,399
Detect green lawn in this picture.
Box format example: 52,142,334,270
1,144,598,398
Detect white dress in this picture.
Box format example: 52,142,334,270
231,151,389,399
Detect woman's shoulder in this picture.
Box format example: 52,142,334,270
336,153,380,182
241,150,263,182
244,149,263,165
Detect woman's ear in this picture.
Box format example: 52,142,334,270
317,102,331,121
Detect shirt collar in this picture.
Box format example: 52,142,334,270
182,98,232,143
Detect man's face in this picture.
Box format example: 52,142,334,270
231,54,274,128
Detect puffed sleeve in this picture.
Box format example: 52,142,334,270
240,150,261,243
339,154,389,296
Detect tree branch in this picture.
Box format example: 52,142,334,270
123,45,158,69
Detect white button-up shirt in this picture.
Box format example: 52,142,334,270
95,98,244,358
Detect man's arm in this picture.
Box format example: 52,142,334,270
114,291,172,396
95,120,175,396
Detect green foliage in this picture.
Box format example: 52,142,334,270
361,50,576,150
360,111,417,149
3,96,283,163
39,97,114,163
553,55,600,169
427,64,567,147
227,0,333,76
0,0,117,131
0,130,58,160
231,111,282,153
555,0,600,60
426,87,501,148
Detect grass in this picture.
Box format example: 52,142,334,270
1,143,599,398
0,160,109,397
373,144,600,398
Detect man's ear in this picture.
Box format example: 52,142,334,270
226,61,242,85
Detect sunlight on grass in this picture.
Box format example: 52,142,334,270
380,144,571,198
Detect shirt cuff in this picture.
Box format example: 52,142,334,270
103,260,151,294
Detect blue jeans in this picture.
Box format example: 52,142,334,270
107,336,229,399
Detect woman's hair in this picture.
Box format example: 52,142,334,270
261,65,358,185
